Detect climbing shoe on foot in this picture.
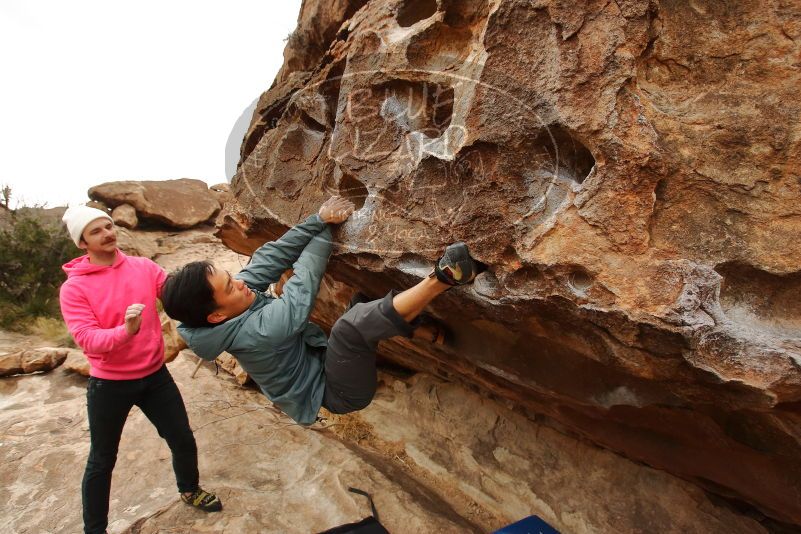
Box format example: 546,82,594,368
181,488,223,512
428,242,484,287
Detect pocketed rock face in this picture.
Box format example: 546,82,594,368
220,0,801,526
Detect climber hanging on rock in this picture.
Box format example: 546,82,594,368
161,195,484,426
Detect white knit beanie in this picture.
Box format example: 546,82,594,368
62,205,114,247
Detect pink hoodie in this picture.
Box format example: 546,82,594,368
60,250,166,379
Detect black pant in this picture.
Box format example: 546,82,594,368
83,365,198,534
323,290,415,414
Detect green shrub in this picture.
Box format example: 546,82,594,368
0,212,79,331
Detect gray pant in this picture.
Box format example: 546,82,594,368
322,290,414,414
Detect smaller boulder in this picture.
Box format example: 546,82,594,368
112,204,138,229
0,352,22,376
162,312,187,363
0,347,68,377
209,183,233,208
85,200,110,213
216,352,251,385
63,349,90,376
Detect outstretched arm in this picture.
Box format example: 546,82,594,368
255,226,333,341
236,196,355,290
235,214,326,291
255,197,355,341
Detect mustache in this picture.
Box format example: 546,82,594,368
102,237,116,245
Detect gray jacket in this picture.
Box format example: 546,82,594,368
178,213,332,424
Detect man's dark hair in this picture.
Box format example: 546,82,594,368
161,261,218,328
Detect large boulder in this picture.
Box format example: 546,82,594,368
219,0,801,528
89,179,221,229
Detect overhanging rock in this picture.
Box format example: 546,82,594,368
218,0,801,526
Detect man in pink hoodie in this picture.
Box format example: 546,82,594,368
59,205,221,534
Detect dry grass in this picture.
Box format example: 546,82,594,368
27,316,75,347
324,411,376,443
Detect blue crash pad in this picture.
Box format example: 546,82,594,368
492,515,560,534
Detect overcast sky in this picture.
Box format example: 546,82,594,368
0,0,302,208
